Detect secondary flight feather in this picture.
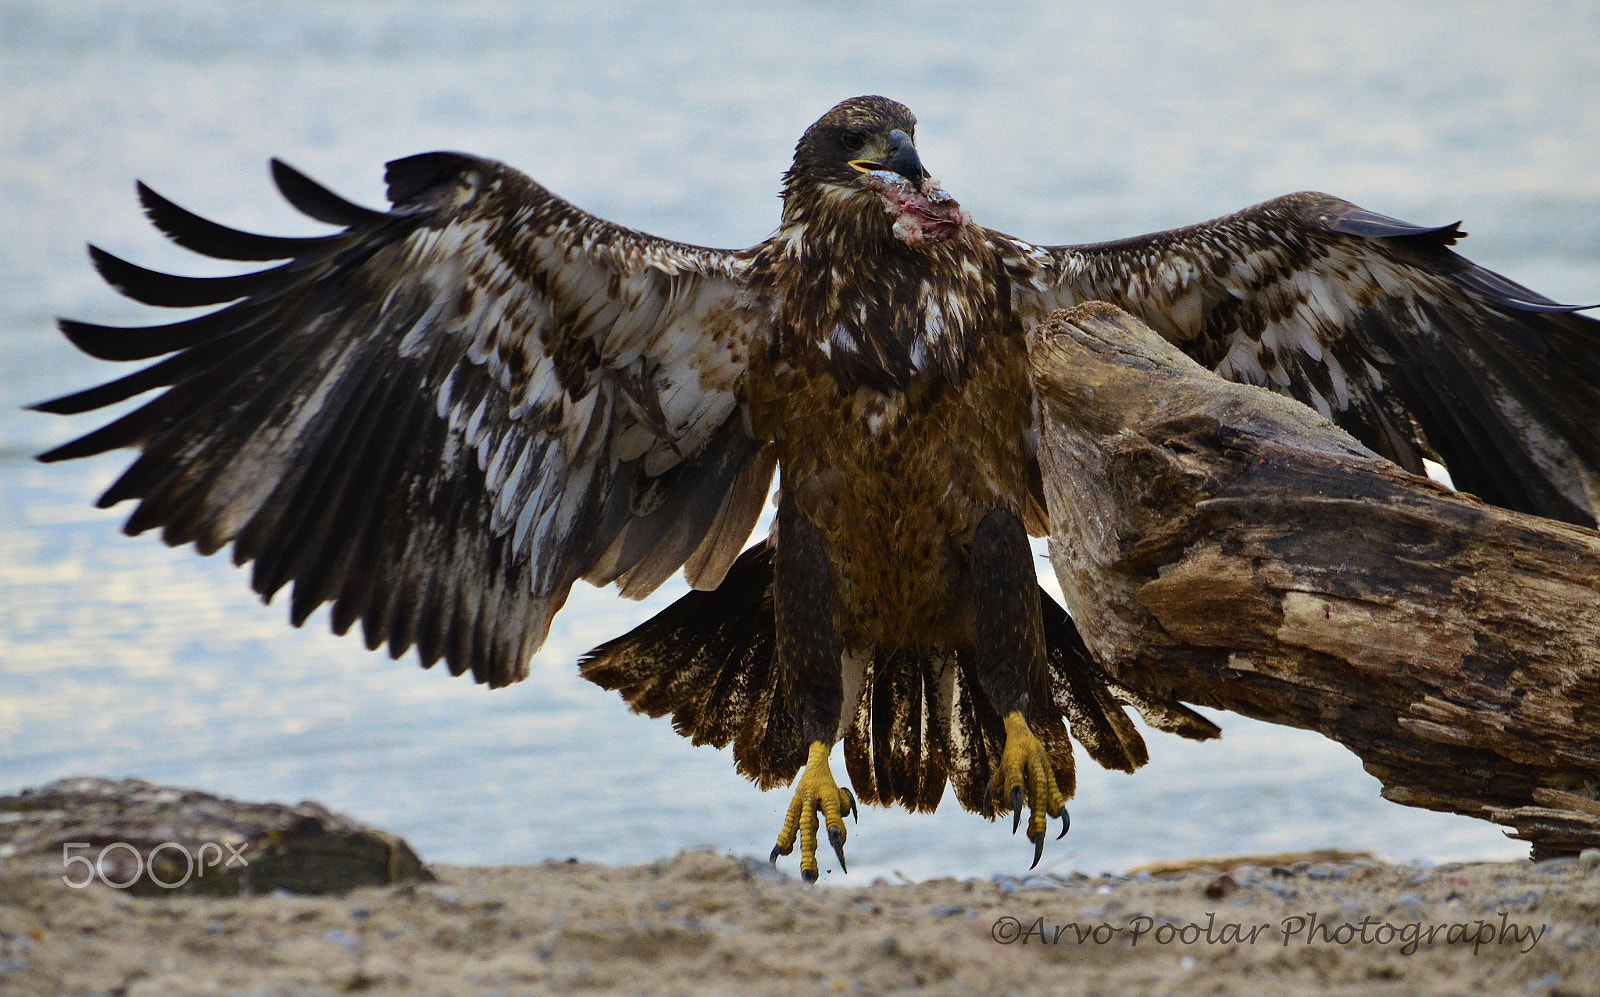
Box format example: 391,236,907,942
37,96,1600,879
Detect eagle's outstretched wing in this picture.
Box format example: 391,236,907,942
1004,192,1600,525
34,152,776,687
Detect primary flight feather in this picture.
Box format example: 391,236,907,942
38,96,1599,879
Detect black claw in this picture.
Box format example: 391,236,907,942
1057,808,1071,840
1011,786,1024,833
1029,831,1044,870
841,787,857,824
770,845,782,865
803,867,819,884
827,824,848,874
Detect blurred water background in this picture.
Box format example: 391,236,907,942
4,1,1599,882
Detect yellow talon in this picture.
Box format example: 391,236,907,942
990,711,1070,868
770,741,856,883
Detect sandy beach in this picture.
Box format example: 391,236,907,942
5,845,1597,995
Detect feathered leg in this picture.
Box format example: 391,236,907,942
767,492,855,882
971,507,1070,868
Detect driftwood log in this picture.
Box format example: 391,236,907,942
1029,301,1600,858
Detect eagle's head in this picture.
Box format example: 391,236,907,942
783,96,971,248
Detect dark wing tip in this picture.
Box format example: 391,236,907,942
136,179,333,262
383,151,496,207
1323,203,1593,315
1453,264,1596,315
269,158,387,228
1322,205,1467,245
28,358,169,415
87,243,280,308
54,305,236,363
34,417,136,462
56,316,175,362
33,440,76,463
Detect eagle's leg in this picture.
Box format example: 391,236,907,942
971,507,1069,868
768,491,854,883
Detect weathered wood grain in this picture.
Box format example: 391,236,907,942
1029,301,1600,857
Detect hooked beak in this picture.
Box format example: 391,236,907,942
849,129,928,188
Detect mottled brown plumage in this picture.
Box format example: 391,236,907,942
729,101,1071,830
37,94,1600,877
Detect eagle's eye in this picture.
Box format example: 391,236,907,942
840,130,867,154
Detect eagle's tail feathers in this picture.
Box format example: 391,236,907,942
579,542,805,787
1040,589,1220,763
939,652,1005,814
1039,592,1149,772
580,551,1178,811
843,649,951,813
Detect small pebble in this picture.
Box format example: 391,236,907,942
1578,848,1600,871
734,855,787,883
1493,890,1541,911
418,884,460,906
325,929,359,952
1202,874,1237,900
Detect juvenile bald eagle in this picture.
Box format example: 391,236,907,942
38,96,1600,879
